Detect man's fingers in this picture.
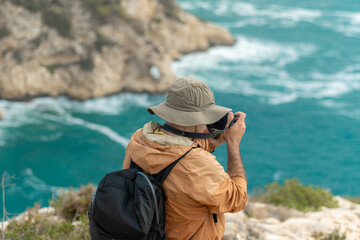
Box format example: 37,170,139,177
234,112,246,119
226,112,234,128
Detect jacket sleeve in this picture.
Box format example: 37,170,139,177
181,150,247,214
205,176,247,214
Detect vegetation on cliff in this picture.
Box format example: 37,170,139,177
1,177,352,239
11,0,72,38
253,178,338,211
1,184,94,240
0,24,10,40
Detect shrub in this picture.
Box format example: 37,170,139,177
0,24,11,39
78,55,95,71
10,0,48,13
10,0,72,38
343,196,360,204
81,0,127,22
41,6,73,38
94,31,115,52
13,49,23,63
51,184,95,221
4,205,90,240
159,0,180,21
254,178,338,211
30,32,48,48
312,229,347,240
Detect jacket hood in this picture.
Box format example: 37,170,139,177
125,122,198,174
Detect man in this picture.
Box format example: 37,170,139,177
122,77,247,240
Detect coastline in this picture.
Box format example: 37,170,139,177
0,0,235,102
2,196,359,240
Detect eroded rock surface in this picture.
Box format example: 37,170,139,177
224,196,360,240
0,0,235,101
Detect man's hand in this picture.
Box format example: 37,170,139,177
225,112,246,146
225,112,247,181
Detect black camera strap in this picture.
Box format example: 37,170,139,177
161,124,224,139
161,116,239,139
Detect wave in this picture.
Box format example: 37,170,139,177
178,1,212,10
325,11,360,37
173,35,316,74
38,132,63,142
49,93,157,115
184,0,322,27
38,112,129,147
319,100,360,121
62,115,129,147
231,2,321,24
0,93,159,122
173,35,359,105
0,93,159,146
61,93,159,116
7,168,59,201
181,0,360,37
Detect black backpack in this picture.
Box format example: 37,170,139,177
88,147,194,240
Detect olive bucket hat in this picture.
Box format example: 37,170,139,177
147,77,232,126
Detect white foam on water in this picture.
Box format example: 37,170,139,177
0,93,158,146
6,169,68,203
178,1,210,10
21,168,52,192
177,2,195,10
179,0,359,38
328,11,360,37
214,0,230,16
262,66,360,104
220,18,268,28
174,34,359,106
39,112,129,148
63,115,129,148
319,99,346,109
319,100,360,121
173,35,316,75
342,109,360,120
0,93,157,124
273,170,282,182
7,168,53,200
57,93,157,116
196,1,211,10
216,1,321,27
38,132,63,142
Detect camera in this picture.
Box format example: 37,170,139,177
207,113,239,130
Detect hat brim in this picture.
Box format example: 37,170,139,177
148,103,232,126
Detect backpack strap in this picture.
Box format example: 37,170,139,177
154,147,196,184
130,159,142,171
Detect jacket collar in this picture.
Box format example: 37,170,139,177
142,121,194,147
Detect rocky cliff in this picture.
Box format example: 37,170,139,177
2,196,359,239
223,196,360,240
0,0,235,101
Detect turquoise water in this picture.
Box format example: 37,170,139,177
1,0,360,216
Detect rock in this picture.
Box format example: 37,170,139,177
0,0,235,101
224,197,360,240
0,108,3,119
244,202,302,221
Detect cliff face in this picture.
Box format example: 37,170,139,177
224,196,360,240
0,0,235,101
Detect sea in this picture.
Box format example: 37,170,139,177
1,0,360,216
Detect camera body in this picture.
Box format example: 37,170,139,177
207,113,239,130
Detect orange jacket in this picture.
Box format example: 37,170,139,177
122,122,247,240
